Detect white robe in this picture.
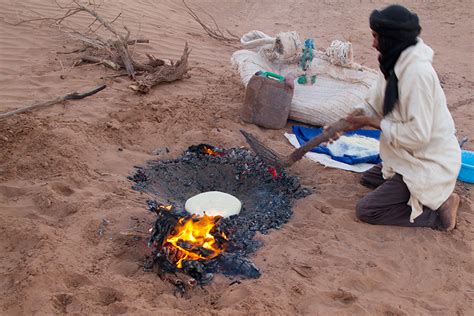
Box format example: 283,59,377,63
365,39,461,222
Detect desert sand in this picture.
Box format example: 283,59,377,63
0,0,472,315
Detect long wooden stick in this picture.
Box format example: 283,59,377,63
286,118,353,165
0,85,106,120
241,109,364,168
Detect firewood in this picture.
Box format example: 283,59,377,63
9,2,189,92
129,43,190,93
72,3,136,78
0,85,106,120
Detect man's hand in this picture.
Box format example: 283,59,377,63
346,113,381,130
321,110,382,146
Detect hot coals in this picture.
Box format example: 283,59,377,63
129,144,310,285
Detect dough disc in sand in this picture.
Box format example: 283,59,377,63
185,191,242,218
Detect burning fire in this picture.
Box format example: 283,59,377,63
165,214,227,268
202,146,223,157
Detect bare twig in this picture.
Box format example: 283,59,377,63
72,1,124,41
226,29,240,39
123,25,131,43
79,56,121,70
0,85,106,120
71,1,136,78
5,7,81,26
63,30,107,49
90,11,121,33
56,47,88,54
130,21,143,59
86,17,99,29
127,38,149,45
182,0,239,43
5,16,58,26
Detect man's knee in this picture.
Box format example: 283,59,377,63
356,197,375,223
360,164,384,188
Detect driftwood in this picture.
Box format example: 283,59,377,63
182,0,239,43
0,85,106,120
129,43,191,93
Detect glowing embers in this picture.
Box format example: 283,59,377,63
162,212,227,268
267,166,278,178
201,145,224,157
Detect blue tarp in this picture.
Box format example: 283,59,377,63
292,125,382,165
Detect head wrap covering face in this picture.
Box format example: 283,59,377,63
369,5,421,116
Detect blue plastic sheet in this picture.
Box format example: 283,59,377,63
292,126,382,165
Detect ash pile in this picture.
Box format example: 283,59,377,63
129,144,310,287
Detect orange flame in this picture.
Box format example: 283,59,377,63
165,214,227,268
202,146,223,157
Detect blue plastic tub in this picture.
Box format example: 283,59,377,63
458,150,474,184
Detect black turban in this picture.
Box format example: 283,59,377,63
369,5,421,116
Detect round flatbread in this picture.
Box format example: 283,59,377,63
185,191,242,218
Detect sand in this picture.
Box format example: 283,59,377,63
0,0,472,315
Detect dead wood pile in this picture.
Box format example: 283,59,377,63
9,0,190,94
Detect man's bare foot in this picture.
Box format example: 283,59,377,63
438,193,460,231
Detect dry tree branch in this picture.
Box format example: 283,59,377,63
182,0,239,43
202,8,224,35
54,0,71,10
56,47,88,54
7,2,126,50
0,85,106,120
5,16,58,26
123,25,131,43
68,1,135,78
90,11,121,33
130,20,143,59
86,16,99,30
79,56,121,70
129,43,191,93
226,29,240,39
5,7,81,27
71,1,124,41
